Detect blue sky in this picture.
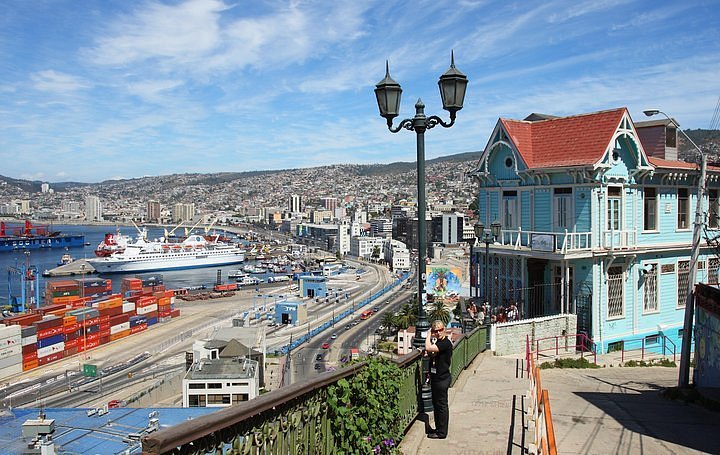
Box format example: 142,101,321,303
1,0,719,183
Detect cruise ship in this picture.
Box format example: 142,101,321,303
88,234,245,273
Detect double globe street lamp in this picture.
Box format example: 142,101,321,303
375,52,468,411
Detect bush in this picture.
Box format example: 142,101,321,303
539,357,600,369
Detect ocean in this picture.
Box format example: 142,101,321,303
0,224,263,308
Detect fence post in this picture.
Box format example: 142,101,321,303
641,339,645,361
555,337,558,356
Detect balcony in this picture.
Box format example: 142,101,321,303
496,228,639,254
142,326,487,454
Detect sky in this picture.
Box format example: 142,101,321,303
1,0,719,183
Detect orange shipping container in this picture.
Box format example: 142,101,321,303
63,315,77,326
22,359,39,371
109,330,131,341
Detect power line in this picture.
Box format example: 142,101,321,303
710,96,720,131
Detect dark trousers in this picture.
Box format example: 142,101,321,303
431,374,451,437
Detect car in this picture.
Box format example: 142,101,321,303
331,333,337,339
353,320,360,326
322,342,330,349
373,307,380,313
345,324,351,330
315,353,324,361
314,363,322,370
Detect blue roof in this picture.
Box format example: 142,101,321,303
0,407,217,454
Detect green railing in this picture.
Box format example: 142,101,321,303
142,325,486,454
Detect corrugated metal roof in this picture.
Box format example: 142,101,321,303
0,407,216,454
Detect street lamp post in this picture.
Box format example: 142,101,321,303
375,52,468,411
644,109,706,388
475,221,501,331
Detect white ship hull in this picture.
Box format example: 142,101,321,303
88,234,245,274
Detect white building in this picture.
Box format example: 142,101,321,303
288,194,303,214
336,222,351,256
41,183,50,193
370,218,393,238
183,335,263,408
350,236,386,259
440,213,465,245
85,196,103,221
384,239,410,272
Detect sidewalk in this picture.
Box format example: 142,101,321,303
399,352,720,455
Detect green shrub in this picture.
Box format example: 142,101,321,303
539,357,600,369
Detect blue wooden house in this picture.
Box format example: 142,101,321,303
471,107,718,354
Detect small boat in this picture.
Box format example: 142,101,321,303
57,253,74,266
228,270,247,279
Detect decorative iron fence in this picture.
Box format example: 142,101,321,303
142,326,487,454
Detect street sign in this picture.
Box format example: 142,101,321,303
83,364,97,377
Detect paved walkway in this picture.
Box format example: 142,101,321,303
399,352,720,455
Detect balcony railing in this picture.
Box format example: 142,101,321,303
602,230,636,249
142,326,487,454
497,228,592,253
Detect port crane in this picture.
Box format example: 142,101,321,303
6,252,40,313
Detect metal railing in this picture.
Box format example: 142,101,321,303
616,335,677,363
529,333,597,365
142,326,487,454
496,228,593,253
525,338,558,455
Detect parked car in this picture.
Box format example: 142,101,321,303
322,342,330,349
345,324,351,330
331,333,337,339
314,363,322,370
315,353,324,361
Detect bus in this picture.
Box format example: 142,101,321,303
360,310,373,320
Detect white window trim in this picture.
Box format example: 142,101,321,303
676,188,691,231
642,188,659,233
642,262,659,315
606,267,625,320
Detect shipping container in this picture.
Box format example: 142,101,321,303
136,303,158,315
109,330,130,341
3,314,41,327
38,351,63,366
130,323,147,334
22,358,38,371
63,346,78,357
110,322,130,335
37,342,64,358
0,344,22,361
20,326,37,337
122,302,136,314
0,324,22,339
64,338,78,350
37,326,64,339
0,363,23,379
146,317,158,326
21,344,37,355
170,309,181,318
36,334,64,349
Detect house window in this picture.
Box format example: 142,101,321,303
554,188,572,229
677,188,689,229
207,383,222,389
188,395,206,407
232,393,249,404
189,383,205,389
607,187,622,231
643,264,658,313
607,266,624,318
709,258,720,285
607,341,624,352
207,394,231,405
645,334,660,345
643,187,657,231
677,260,690,308
709,189,719,229
502,191,518,228
666,125,677,148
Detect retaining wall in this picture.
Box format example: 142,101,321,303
494,314,577,356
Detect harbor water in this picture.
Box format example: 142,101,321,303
0,224,274,307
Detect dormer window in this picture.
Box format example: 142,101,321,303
666,125,677,148
504,157,513,168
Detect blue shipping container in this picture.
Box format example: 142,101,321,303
37,334,64,349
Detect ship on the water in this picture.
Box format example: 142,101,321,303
0,221,85,252
88,232,245,273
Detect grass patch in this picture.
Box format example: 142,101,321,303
539,357,600,369
623,358,677,368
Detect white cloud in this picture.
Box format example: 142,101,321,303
30,70,89,93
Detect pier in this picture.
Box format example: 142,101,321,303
42,258,96,277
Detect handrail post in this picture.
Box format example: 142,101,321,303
555,336,559,356
621,344,624,363
641,339,645,360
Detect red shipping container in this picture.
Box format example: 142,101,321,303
99,336,110,345
170,309,181,318
35,317,63,329
144,311,158,320
85,332,100,343
158,310,171,318
64,338,78,349
99,323,110,331
64,346,78,357
37,326,64,339
100,314,110,323
130,324,147,335
22,344,37,355
4,314,42,327
22,351,38,362
39,304,69,315
65,330,80,341
38,351,64,366
63,323,79,334
99,329,111,338
109,314,130,325
84,317,100,326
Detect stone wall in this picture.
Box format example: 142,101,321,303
493,314,577,356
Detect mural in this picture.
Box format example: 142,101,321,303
425,265,462,302
693,284,720,388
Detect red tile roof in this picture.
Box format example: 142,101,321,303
500,108,627,168
647,157,698,169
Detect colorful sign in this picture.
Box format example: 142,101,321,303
425,265,462,301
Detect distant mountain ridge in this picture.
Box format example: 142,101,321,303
0,151,484,192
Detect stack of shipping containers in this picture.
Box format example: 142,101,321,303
0,274,180,381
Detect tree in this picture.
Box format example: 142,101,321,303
396,302,417,329
380,312,398,337
428,300,453,326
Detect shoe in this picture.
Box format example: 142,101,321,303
427,433,446,439
427,428,437,434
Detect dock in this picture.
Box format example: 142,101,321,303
42,259,97,277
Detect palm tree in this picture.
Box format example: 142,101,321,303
396,302,417,329
380,312,398,336
428,300,453,326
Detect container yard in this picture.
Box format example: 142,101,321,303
0,275,180,380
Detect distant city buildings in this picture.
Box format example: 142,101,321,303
288,194,302,214
147,200,161,222
173,203,195,223
84,195,103,222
